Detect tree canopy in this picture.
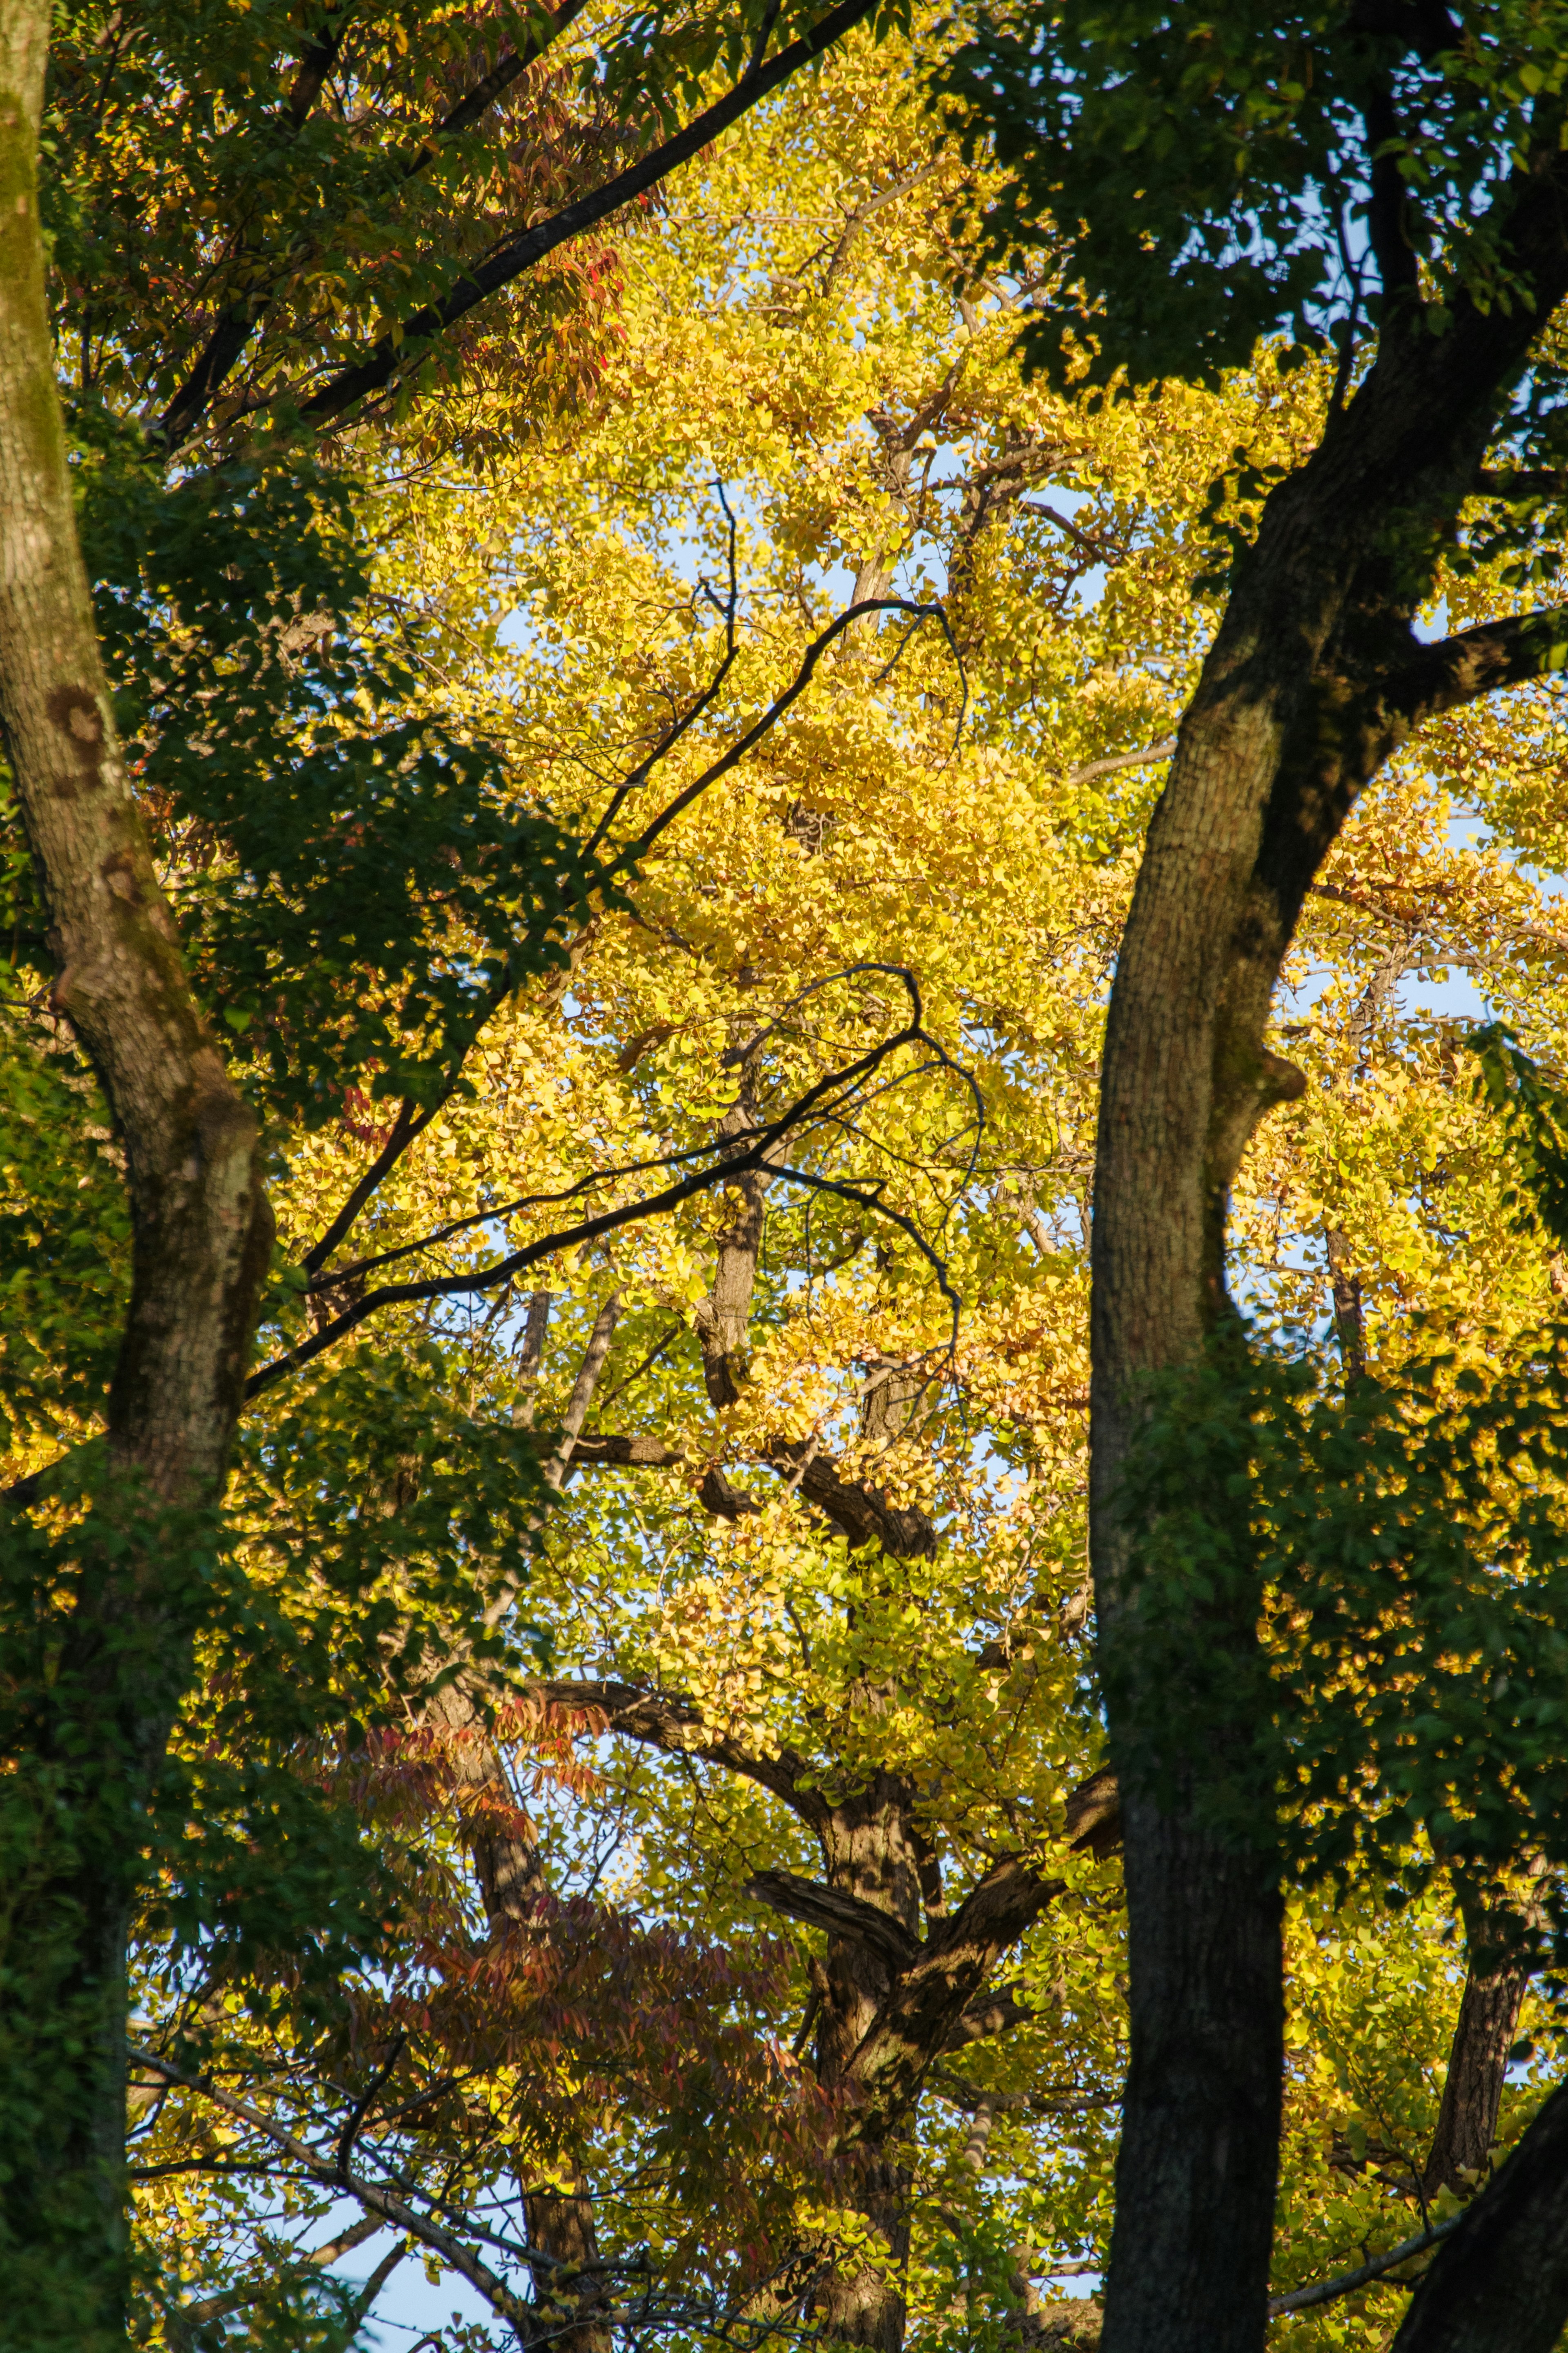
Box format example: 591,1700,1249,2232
9,2,1568,2351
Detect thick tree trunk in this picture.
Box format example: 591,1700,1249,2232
1393,2080,1568,2353
1089,216,1568,2353
0,16,270,2337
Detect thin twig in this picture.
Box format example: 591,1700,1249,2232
127,2045,537,2331
1064,737,1176,788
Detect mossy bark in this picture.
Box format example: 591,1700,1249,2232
0,10,270,2335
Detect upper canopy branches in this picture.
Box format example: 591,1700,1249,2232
942,0,1568,394
49,0,911,456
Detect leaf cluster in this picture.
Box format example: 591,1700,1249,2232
72,424,607,1120
938,0,1568,389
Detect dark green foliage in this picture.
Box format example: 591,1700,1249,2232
1120,1326,1568,1944
72,425,608,1121
939,0,1568,391
0,1006,131,1449
0,1352,551,2327
1468,1019,1568,1242
152,1341,552,1978
1101,1044,1568,1948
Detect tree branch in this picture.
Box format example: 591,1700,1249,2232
165,2212,384,2345
1363,75,1421,303
1387,604,1568,725
1269,2216,1462,2318
942,1983,1040,2049
747,1869,922,1973
927,2068,1116,2119
296,0,882,433
1474,467,1568,502
525,1677,832,1830
303,1097,427,1275
776,1439,937,1557
126,2045,541,2335
244,966,952,1398
840,1857,1065,2142
156,0,590,449
1064,738,1175,789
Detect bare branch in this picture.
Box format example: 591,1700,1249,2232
610,600,966,863
126,2045,540,2334
1388,604,1568,726
1269,2217,1461,2317
166,2212,384,2342
245,964,966,1400
1064,738,1176,789
303,1097,427,1276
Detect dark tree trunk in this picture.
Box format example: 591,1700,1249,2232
1422,1907,1532,2203
1089,169,1568,2353
1394,2081,1568,2353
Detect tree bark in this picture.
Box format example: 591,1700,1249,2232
1393,2081,1568,2353
1089,159,1568,2353
1422,1900,1534,2203
0,16,270,2333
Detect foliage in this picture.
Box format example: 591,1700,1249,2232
13,0,1568,2345
71,428,606,1122
942,0,1568,393
1118,1318,1568,1920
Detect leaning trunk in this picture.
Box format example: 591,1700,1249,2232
0,15,270,2336
1422,1897,1536,2202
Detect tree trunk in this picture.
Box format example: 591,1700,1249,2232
1422,1901,1534,2202
813,1774,928,2352
1089,240,1568,2351
1393,2080,1568,2353
0,15,270,2335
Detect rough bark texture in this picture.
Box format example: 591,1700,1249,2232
1089,129,1568,2353
1421,1918,1532,2203
1392,2081,1568,2353
0,15,270,2339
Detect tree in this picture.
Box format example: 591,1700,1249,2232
0,0,922,2333
113,66,1155,2331
942,6,1568,2351
15,0,1568,2342
99,36,1568,2352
